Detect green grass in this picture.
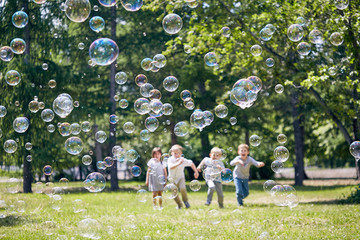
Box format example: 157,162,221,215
0,180,359,239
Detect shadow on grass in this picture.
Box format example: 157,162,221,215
0,215,26,227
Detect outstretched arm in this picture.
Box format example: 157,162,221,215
145,169,150,186
191,163,199,179
169,158,184,170
197,159,205,172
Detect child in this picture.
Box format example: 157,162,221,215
197,147,225,208
146,147,167,210
230,144,265,206
168,144,199,209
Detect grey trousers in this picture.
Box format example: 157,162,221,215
206,180,224,206
173,177,189,207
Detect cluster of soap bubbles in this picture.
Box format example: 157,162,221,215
263,180,299,208
190,109,215,132
141,54,167,72
259,24,276,42
230,76,262,109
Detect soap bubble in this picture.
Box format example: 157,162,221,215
260,27,272,41
131,165,141,177
330,32,343,46
271,160,283,173
41,109,55,122
42,63,48,70
119,99,128,109
162,103,173,115
334,0,348,10
249,135,261,147
137,189,148,203
78,218,102,239
184,44,192,54
84,172,106,193
277,134,287,144
89,38,119,66
287,24,304,42
47,124,55,133
70,123,81,135
89,16,105,32
10,38,26,54
26,155,32,162
204,52,217,66
53,93,74,118
295,17,306,26
349,141,360,159
265,24,276,34
4,140,18,154
163,76,179,92
221,168,233,183
5,70,21,86
115,71,127,85
103,156,114,167
150,99,163,114
265,58,275,67
28,99,40,113
81,121,91,132
125,149,139,163
141,58,153,71
145,117,159,132
33,0,46,3
186,0,198,8
43,165,53,176
275,84,284,93
135,74,148,86
78,42,85,50
6,178,21,194
120,0,143,11
149,89,162,100
153,54,166,68
297,42,311,56
65,0,91,23
162,13,183,35
189,180,201,191
12,11,28,28
50,194,64,211
109,114,119,124
25,142,32,150
59,122,71,136
163,184,178,199
13,117,30,133
99,0,117,7
140,83,154,98
0,46,14,62
95,130,107,143
214,104,228,118
208,209,221,225
328,67,337,76
221,26,231,37
140,129,150,141
97,161,106,170
174,121,190,137
250,45,262,56
274,146,289,162
123,122,135,134
65,137,83,155
134,98,150,115
263,180,277,194
180,90,192,101
82,155,92,165
309,29,324,44
73,199,86,214
230,117,237,125
0,106,6,118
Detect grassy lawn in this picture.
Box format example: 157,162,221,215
0,180,359,239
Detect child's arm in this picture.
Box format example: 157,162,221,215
163,167,168,186
196,159,205,172
169,158,184,169
230,157,244,166
145,169,150,186
191,163,199,179
257,162,265,168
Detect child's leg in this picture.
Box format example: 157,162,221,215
214,181,224,207
157,191,163,207
174,181,183,208
206,180,215,205
178,178,189,203
242,179,249,199
234,177,244,205
152,192,157,206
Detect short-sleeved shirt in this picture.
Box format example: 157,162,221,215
147,158,166,191
230,156,261,179
167,156,193,184
201,157,225,182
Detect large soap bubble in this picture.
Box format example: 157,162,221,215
89,16,105,32
145,117,159,132
174,121,189,137
53,93,74,118
4,140,18,153
163,76,179,92
65,0,91,23
123,122,135,134
162,13,183,35
287,24,304,42
65,137,83,155
10,38,26,54
273,146,289,162
134,98,150,115
214,104,228,118
5,70,21,86
120,0,143,11
13,117,30,133
0,46,14,62
309,30,323,44
84,172,106,193
89,38,119,66
349,141,360,159
41,109,55,122
12,11,28,28
125,149,139,163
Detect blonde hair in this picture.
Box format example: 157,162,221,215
238,144,249,152
210,147,222,155
170,144,183,153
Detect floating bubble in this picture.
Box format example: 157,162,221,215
260,27,272,41
186,0,198,8
78,42,85,50
25,142,32,150
115,71,127,85
162,13,183,35
134,98,150,115
330,32,343,46
4,139,18,154
42,63,48,71
131,165,141,177
328,67,337,76
59,122,71,136
208,209,221,225
174,121,189,137
65,137,83,155
250,45,262,56
149,89,162,100
53,93,74,118
221,168,233,183
153,54,166,68
249,135,261,147
43,165,53,176
47,124,55,133
135,74,147,86
349,141,360,159
229,117,237,125
89,16,105,32
180,90,191,101
41,109,54,122
81,121,91,132
145,117,159,132
28,99,40,113
13,117,30,133
263,180,277,194
136,189,148,203
89,38,119,66
6,178,21,194
309,29,324,44
287,24,304,42
277,134,287,144
265,24,276,34
125,149,139,163
70,123,81,135
274,146,289,162
297,42,311,56
184,44,192,54
12,11,28,28
48,79,56,88
295,17,306,26
203,110,214,126
0,46,14,62
120,0,143,11
84,172,106,193
99,0,117,7
163,184,178,199
140,83,154,98
5,70,21,86
109,114,119,125
275,84,284,93
157,175,166,185
265,58,275,67
119,99,128,109
140,129,150,141
0,106,6,118
204,52,217,67
10,38,26,54
103,156,114,167
163,76,179,92
97,161,106,170
65,0,91,23
271,160,283,173
221,26,231,37
334,0,348,10
150,99,163,114
141,58,153,71
162,103,173,115
78,218,102,239
95,130,107,143
82,155,92,165
189,180,201,191
123,122,135,134
215,104,228,118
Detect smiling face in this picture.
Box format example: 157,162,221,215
171,149,182,159
238,147,249,160
153,151,162,160
210,151,221,160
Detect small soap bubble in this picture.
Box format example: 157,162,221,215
214,104,228,118
43,165,53,176
163,76,179,92
65,0,91,23
275,84,284,94
221,26,231,37
204,52,217,67
309,29,324,44
189,180,201,191
265,58,274,67
82,155,92,165
297,42,311,56
271,160,284,173
287,24,304,42
162,13,183,35
131,165,141,177
153,54,167,68
230,117,237,125
12,11,29,28
115,71,127,85
123,122,136,134
295,17,306,26
249,135,261,147
95,130,107,143
277,134,287,144
120,0,143,12
119,99,129,109
330,32,344,46
250,45,262,56
89,16,105,32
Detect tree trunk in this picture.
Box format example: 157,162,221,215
94,124,102,170
170,121,177,145
355,159,360,179
198,81,210,158
291,90,306,186
109,5,119,191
